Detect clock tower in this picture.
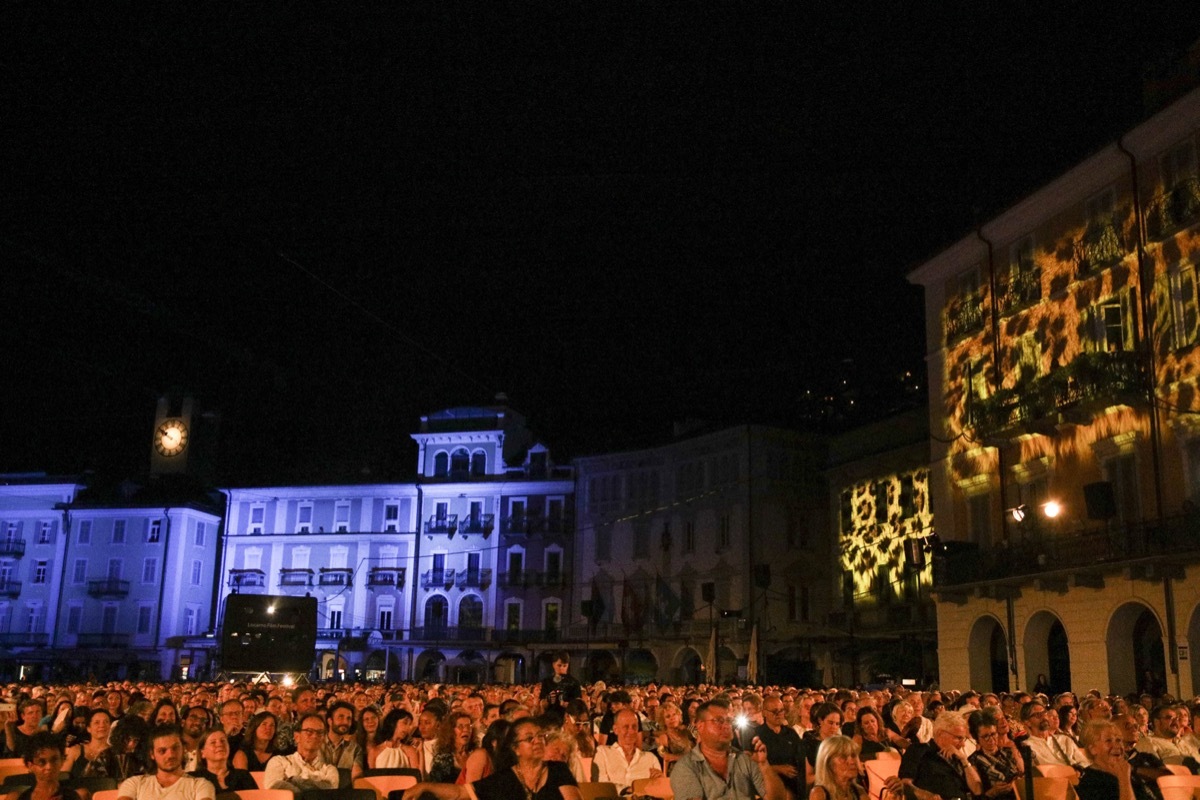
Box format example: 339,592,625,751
150,393,218,479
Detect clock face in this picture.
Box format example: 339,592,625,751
155,419,189,457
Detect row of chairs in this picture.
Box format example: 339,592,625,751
578,777,672,799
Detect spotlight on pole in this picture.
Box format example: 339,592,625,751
1042,500,1062,519
1008,505,1027,523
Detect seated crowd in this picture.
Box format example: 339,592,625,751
0,655,1196,800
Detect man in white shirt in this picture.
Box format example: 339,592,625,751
1136,705,1198,768
265,714,340,795
1022,701,1089,769
118,726,215,800
593,709,663,794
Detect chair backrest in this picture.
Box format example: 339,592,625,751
360,769,421,780
864,756,902,800
631,775,674,799
233,791,295,800
1035,764,1078,780
1,774,33,789
1016,776,1072,800
0,767,29,782
0,761,24,769
298,789,375,800
250,771,267,789
578,782,620,800
1157,774,1200,800
1165,765,1193,777
352,775,418,800
92,791,121,800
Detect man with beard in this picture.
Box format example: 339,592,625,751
117,725,214,800
1022,701,1089,770
1136,706,1200,772
321,701,362,785
180,707,211,772
670,699,786,800
265,713,340,795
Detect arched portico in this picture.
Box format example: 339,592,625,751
1023,610,1071,695
1107,601,1167,696
968,614,1009,693
672,647,703,685
414,649,445,682
625,649,658,684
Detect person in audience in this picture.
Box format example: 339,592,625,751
190,728,257,792
263,714,339,795
1076,722,1134,800
968,710,1023,800
810,735,867,800
12,731,83,800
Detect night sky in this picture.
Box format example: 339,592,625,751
6,4,1200,485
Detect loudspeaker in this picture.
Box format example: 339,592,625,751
753,564,771,588
1084,481,1117,520
701,582,715,603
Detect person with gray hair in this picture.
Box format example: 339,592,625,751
889,711,982,800
810,735,867,800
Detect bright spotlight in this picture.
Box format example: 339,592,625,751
1009,505,1027,523
1042,501,1062,518
281,675,294,687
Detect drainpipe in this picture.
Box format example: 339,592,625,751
153,508,173,663
409,485,424,682
53,507,73,650
977,226,1019,686
1117,135,1175,689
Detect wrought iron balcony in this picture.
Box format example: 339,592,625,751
87,579,130,598
454,568,492,589
1074,218,1127,276
319,568,353,587
997,266,1042,315
424,515,458,536
501,515,534,536
491,627,562,644
367,567,406,588
460,513,494,536
499,571,565,589
0,539,26,558
1147,177,1200,241
421,569,456,589
0,632,46,647
227,569,266,589
408,625,487,642
944,295,984,343
0,580,20,598
279,568,313,588
76,633,130,648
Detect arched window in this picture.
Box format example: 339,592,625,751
451,448,470,477
471,451,486,476
459,595,484,631
433,452,449,477
425,596,448,635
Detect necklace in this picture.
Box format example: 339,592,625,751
515,764,545,799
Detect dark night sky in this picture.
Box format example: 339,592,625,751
6,3,1200,485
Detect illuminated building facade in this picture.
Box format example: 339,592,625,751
219,405,574,682
572,424,831,686
910,85,1200,695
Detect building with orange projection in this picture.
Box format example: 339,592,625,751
909,84,1200,696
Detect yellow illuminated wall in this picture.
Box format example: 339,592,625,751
838,469,934,599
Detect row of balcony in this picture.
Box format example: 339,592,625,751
0,632,130,648
968,350,1144,439
0,580,127,600
932,512,1200,588
229,567,570,592
423,514,574,537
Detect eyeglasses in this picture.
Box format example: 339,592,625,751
515,733,550,744
979,733,999,740
701,717,733,727
298,728,325,736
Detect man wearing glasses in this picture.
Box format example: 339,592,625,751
755,694,804,799
670,699,787,800
264,713,340,795
889,711,983,800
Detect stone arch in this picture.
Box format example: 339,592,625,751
625,648,658,684
968,614,1010,693
458,595,484,631
1023,610,1071,695
433,452,449,477
766,645,816,688
450,448,470,476
471,450,487,476
671,646,703,685
414,649,445,682
587,650,620,683
1107,600,1166,696
424,595,449,635
717,645,738,685
493,651,524,683
318,650,348,680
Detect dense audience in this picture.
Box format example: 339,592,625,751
0,656,1197,800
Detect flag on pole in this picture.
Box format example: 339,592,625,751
747,622,759,685
654,573,681,628
706,624,718,684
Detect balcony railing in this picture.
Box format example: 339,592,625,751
969,351,1144,438
542,517,572,536
408,625,488,642
279,569,313,588
454,568,492,589
491,627,562,644
424,515,458,536
945,296,985,343
501,515,532,536
227,570,266,589
997,267,1042,316
421,569,456,589
460,513,495,536
0,580,20,598
367,568,406,588
934,513,1200,588
0,539,26,558
1147,177,1200,241
87,579,130,598
319,568,353,587
0,632,47,647
76,633,130,648
1074,218,1127,276
499,571,567,589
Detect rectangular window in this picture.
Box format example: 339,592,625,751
967,492,992,549
900,476,916,519
137,606,153,635
185,607,197,635
717,515,731,550
38,522,51,544
297,504,312,533
544,601,560,634
249,506,265,535
328,608,342,629
840,492,853,533
32,560,47,584
107,559,122,580
112,520,126,544
147,520,161,543
190,560,202,586
383,504,399,532
77,520,91,544
874,483,889,524
72,559,87,584
66,606,82,634
378,608,393,631
507,550,523,577
684,521,695,554
142,558,157,584
334,503,350,533
4,522,19,540
27,606,42,633
545,551,562,582
101,605,117,634
194,522,205,547
506,602,521,631
1105,454,1140,524
633,525,649,558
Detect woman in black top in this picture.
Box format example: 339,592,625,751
191,729,258,793
1075,721,1134,800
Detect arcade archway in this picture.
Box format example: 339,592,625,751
968,615,1009,692
1106,601,1165,696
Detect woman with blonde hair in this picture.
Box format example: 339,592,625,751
811,735,867,800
